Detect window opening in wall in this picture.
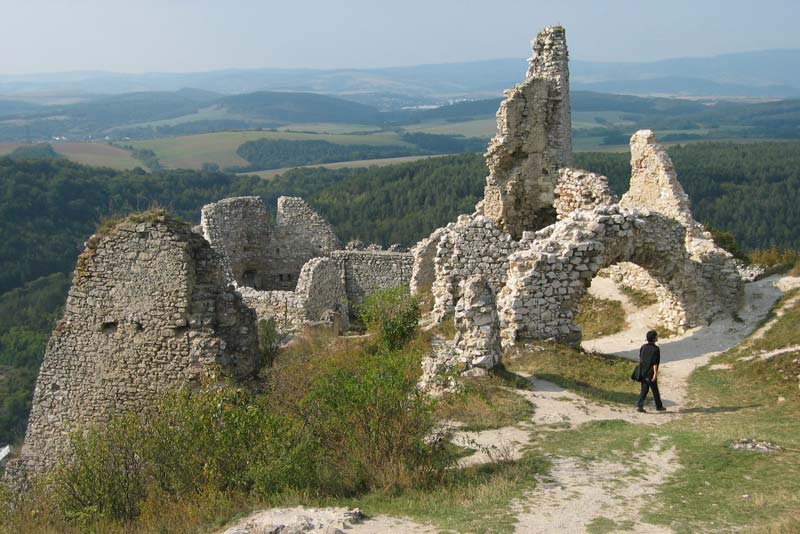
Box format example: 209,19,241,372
101,321,118,335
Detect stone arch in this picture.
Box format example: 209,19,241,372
498,205,697,344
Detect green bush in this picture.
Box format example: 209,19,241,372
33,332,451,528
54,415,147,523
358,287,420,350
257,318,285,369
298,348,446,494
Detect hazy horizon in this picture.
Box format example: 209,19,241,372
1,0,798,75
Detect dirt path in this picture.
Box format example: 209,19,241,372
223,275,798,534
514,440,677,534
583,274,789,408
456,274,795,533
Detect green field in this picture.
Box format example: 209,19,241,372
403,117,497,138
128,130,414,170
0,142,140,169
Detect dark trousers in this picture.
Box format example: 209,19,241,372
637,378,663,409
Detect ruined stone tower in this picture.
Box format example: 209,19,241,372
5,213,259,483
482,25,571,239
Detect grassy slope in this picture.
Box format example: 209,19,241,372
506,297,800,533
128,130,413,169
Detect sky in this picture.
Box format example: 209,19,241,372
1,0,798,74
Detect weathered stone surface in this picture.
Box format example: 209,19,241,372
413,26,743,354
554,168,617,220
482,25,570,239
429,215,519,321
332,250,414,310
6,215,258,483
201,196,339,292
454,276,502,369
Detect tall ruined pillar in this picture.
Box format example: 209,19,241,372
482,26,571,239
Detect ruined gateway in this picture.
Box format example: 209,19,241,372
7,25,742,482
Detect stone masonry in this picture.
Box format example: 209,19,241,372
6,214,259,484
413,25,745,367
454,275,502,370
481,26,571,239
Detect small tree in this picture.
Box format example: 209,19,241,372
358,287,420,351
257,318,285,369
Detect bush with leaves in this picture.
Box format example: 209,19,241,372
358,287,420,350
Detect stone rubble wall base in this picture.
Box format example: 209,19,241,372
454,275,502,370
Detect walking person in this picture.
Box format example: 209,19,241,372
636,330,666,412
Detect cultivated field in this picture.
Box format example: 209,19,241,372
128,130,414,170
0,142,140,169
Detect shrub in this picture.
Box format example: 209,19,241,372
54,415,147,523
257,318,285,369
358,287,420,350
32,330,452,529
297,348,448,493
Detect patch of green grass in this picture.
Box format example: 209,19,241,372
576,294,627,339
349,453,548,534
748,289,800,352
619,285,658,307
435,375,532,431
521,303,800,534
506,342,639,405
587,516,634,533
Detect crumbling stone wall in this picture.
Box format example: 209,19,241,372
201,196,272,288
238,257,349,331
554,168,617,220
482,26,571,239
333,250,414,310
268,197,340,290
498,206,696,343
6,215,258,482
201,196,339,292
429,214,519,321
409,227,447,295
454,275,502,370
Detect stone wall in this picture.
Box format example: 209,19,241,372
201,196,272,288
409,227,446,295
429,214,519,321
6,214,258,483
332,250,414,310
201,196,339,292
481,26,571,239
554,168,617,220
238,257,349,332
498,206,695,343
267,197,340,290
454,275,502,370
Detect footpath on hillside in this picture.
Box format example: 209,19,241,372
221,274,799,534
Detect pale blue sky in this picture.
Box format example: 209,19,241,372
1,0,798,74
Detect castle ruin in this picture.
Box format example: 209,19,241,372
7,24,746,483
412,25,743,364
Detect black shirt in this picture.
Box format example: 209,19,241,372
639,342,661,379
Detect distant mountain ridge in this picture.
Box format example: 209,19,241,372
2,49,799,102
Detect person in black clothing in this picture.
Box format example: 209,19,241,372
637,330,666,412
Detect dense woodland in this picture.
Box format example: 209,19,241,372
233,135,486,172
0,140,799,444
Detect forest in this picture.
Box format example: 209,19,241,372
0,140,799,444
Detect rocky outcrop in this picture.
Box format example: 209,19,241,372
6,213,259,483
482,26,571,239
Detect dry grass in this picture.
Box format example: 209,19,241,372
435,376,532,431
619,285,658,307
575,294,626,340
